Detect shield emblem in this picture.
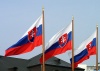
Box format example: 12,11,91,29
28,27,37,42
59,33,68,47
86,42,92,51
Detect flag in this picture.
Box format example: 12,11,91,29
5,15,42,56
69,31,96,68
40,22,72,63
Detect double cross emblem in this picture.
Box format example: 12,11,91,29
87,42,92,51
59,33,68,47
28,27,37,42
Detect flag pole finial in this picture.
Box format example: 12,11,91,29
72,16,74,20
42,6,44,11
96,24,98,27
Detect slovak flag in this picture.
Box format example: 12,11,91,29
5,15,42,56
40,22,72,63
69,31,96,68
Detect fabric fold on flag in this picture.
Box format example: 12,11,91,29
69,31,96,68
40,22,72,64
5,15,42,56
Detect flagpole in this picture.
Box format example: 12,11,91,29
96,24,98,71
72,16,74,71
42,7,45,71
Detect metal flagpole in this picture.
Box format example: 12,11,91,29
42,7,45,71
72,16,74,71
96,24,98,71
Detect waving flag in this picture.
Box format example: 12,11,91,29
69,31,96,68
40,22,72,63
5,15,42,56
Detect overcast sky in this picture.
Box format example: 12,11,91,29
0,0,100,66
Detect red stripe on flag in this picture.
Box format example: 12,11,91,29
5,35,42,56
